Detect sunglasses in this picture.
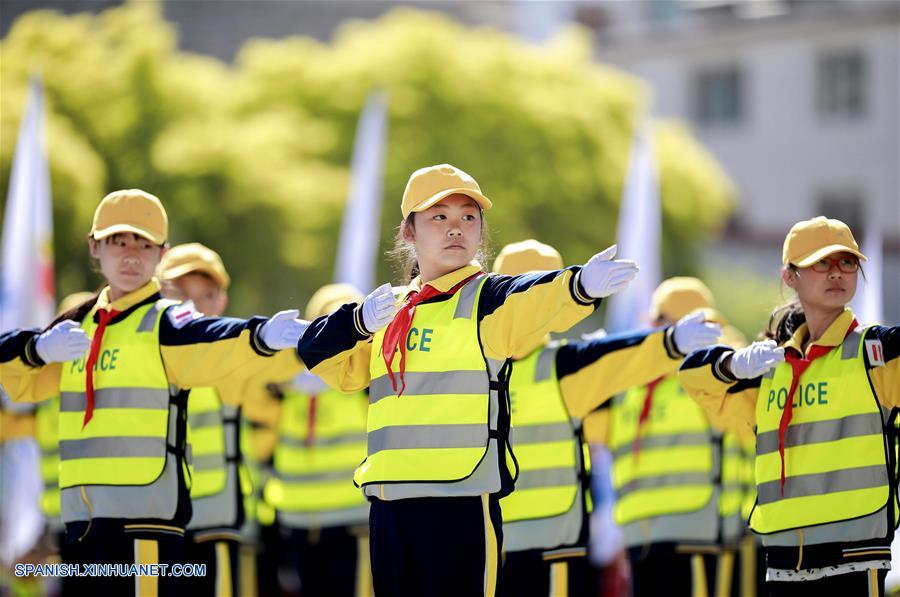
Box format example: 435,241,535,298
807,256,860,274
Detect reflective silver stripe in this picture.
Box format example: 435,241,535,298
59,436,167,460
362,436,501,498
278,469,357,484
504,481,584,551
761,508,889,546
453,274,485,319
136,304,161,333
534,347,557,383
61,453,180,523
188,467,239,530
515,466,577,490
60,389,169,412
224,425,239,459
842,329,864,360
757,465,889,505
762,368,776,380
618,472,711,497
510,423,573,445
486,358,505,379
190,454,225,471
367,424,488,453
279,433,368,448
756,412,882,455
611,432,710,459
369,370,488,403
189,411,222,429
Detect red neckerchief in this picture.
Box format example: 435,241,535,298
381,272,482,397
778,318,858,495
305,394,317,448
632,377,664,463
83,307,121,428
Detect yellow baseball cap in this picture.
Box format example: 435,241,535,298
650,277,715,321
90,189,168,245
782,216,867,267
305,283,364,320
158,243,231,290
401,164,492,219
492,239,563,275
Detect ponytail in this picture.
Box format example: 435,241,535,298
766,298,806,345
388,214,421,283
44,292,101,332
765,265,806,344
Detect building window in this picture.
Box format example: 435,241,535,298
693,65,744,125
817,50,867,118
818,190,863,232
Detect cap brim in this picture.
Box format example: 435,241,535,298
92,224,166,246
792,244,868,267
159,262,229,289
411,188,493,215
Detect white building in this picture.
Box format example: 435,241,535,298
560,0,899,322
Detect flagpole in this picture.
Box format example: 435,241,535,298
0,76,53,566
334,91,389,293
604,117,662,333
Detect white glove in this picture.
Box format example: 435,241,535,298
579,245,640,299
361,283,398,334
35,320,90,363
728,340,785,379
260,310,309,350
292,371,329,395
673,311,722,355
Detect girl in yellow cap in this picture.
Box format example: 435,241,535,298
265,283,373,597
299,164,640,596
491,245,722,597
157,242,251,597
680,216,900,596
591,278,735,597
1,190,306,596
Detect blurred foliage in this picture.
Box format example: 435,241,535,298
1,2,735,316
702,262,784,341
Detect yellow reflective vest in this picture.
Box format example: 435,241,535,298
610,375,715,525
501,343,591,553
186,387,244,532
503,344,582,522
750,326,892,534
187,388,228,498
720,431,746,544
356,274,509,490
35,396,60,519
265,387,368,526
57,300,182,521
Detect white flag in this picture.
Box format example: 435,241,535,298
0,77,53,566
850,219,884,326
334,91,389,293
1,78,54,333
604,120,661,333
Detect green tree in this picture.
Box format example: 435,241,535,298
2,3,735,317
1,2,347,314
236,9,734,280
